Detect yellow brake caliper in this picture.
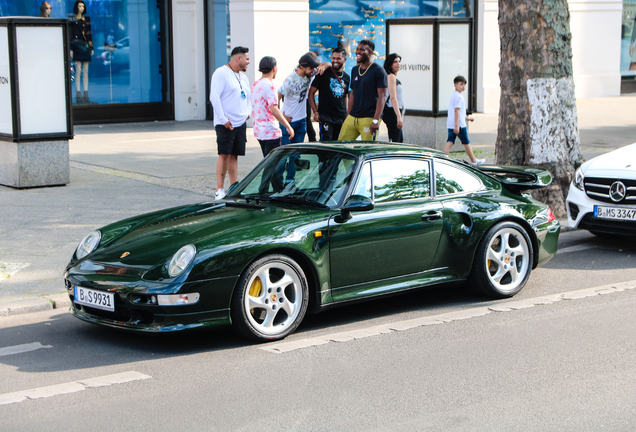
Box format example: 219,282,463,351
249,277,262,315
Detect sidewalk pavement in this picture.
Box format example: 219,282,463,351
1,95,635,318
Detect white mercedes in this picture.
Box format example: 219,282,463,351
566,143,636,236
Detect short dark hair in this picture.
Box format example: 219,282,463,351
359,40,375,52
73,0,86,15
231,46,249,57
332,47,347,57
454,75,467,84
383,53,401,75
258,56,277,73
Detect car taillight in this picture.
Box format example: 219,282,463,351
547,207,555,222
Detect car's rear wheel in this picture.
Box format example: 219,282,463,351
231,254,309,342
470,221,533,299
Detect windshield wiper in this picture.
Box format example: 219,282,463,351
267,196,330,209
225,200,265,209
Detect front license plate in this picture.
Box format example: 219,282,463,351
74,286,115,312
594,205,636,221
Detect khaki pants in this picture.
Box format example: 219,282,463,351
337,115,381,141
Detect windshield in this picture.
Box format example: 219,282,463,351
230,147,358,208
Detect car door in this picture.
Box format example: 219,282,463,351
328,157,444,302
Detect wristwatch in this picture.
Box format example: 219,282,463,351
372,119,379,125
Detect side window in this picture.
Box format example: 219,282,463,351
352,162,372,198
372,159,431,203
435,162,483,195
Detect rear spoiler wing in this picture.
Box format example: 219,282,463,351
476,165,552,192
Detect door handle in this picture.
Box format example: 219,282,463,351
422,211,442,222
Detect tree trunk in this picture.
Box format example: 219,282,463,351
496,0,583,219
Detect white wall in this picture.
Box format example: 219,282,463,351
172,0,309,121
172,0,207,121
476,0,623,113
229,0,309,89
476,0,500,113
569,0,623,98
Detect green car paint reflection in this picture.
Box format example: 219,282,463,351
64,143,560,341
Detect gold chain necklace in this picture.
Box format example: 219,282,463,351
358,63,373,77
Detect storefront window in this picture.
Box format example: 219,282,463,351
622,0,636,77
0,0,165,106
308,0,473,61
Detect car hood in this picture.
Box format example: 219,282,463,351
582,143,636,178
80,201,330,272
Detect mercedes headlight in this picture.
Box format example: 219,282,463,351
168,245,196,277
76,231,101,259
573,167,584,191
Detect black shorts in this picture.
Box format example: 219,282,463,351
215,123,247,155
257,138,280,157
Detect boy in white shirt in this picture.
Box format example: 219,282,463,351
443,75,484,165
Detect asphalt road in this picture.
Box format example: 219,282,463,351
0,229,635,431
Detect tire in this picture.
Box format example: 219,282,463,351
469,221,533,299
230,254,309,342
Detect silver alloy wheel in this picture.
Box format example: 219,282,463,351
243,261,303,336
484,226,531,294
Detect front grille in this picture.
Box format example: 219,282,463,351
578,213,636,236
584,177,636,204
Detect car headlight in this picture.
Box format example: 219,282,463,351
167,245,196,277
76,230,101,259
573,167,584,191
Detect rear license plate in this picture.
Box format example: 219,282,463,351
594,205,636,221
74,286,115,312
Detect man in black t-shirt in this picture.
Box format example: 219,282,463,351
338,40,388,141
308,47,350,142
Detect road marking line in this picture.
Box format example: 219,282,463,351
261,280,636,354
0,342,52,357
556,244,596,254
0,372,151,406
0,262,30,281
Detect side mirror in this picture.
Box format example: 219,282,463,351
340,195,374,221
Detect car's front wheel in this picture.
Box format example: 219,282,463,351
231,254,309,342
470,221,533,299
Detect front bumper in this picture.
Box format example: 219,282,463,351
566,184,636,235
64,274,237,332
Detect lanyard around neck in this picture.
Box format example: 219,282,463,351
227,64,243,91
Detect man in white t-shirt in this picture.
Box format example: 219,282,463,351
443,75,484,165
210,46,251,200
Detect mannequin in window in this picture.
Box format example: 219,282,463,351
69,0,95,104
40,2,52,17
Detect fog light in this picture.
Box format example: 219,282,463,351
568,202,579,220
157,293,200,306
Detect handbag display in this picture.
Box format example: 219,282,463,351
70,38,91,57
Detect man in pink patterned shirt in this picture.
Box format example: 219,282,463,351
251,56,294,157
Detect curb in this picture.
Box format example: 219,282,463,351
0,293,71,318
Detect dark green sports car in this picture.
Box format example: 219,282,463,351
64,143,560,341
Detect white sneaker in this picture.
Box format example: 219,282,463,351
214,188,226,200
471,158,486,165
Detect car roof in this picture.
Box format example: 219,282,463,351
284,141,448,159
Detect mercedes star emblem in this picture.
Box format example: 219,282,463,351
609,181,626,202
